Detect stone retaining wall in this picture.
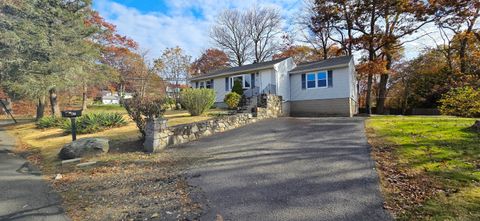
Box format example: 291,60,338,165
144,94,282,152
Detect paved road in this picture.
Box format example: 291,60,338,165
0,120,69,221
176,117,392,221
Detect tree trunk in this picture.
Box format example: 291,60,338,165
376,74,388,114
364,1,377,115
459,38,468,74
377,52,393,114
82,84,88,110
49,88,61,117
36,95,46,120
119,83,124,105
401,76,409,115
365,73,373,114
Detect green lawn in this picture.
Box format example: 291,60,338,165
366,116,480,220
85,104,128,114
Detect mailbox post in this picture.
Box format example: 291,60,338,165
61,110,82,141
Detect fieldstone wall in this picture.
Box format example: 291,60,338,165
255,94,283,118
144,94,282,152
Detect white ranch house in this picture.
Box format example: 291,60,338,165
189,56,358,117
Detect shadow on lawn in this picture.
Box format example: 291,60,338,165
108,139,144,153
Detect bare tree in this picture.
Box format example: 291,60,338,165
153,46,191,100
211,10,251,66
245,6,282,62
298,0,336,59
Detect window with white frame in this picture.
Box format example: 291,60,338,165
196,80,213,89
317,72,327,88
206,80,212,89
306,73,316,88
229,75,250,90
305,71,328,88
230,76,242,89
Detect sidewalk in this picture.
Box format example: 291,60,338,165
0,120,69,221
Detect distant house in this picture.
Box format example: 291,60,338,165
166,83,189,98
101,91,132,105
188,56,358,117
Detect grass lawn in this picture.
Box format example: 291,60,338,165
85,104,128,114
86,104,226,127
2,107,226,220
366,116,480,221
6,108,223,173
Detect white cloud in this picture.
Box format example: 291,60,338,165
94,1,212,60
94,0,443,62
94,0,302,61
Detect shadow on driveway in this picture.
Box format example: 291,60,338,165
172,117,392,221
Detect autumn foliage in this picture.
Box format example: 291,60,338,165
190,48,230,75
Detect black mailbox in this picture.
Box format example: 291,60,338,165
61,110,82,141
61,110,82,118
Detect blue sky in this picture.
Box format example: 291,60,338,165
93,0,439,62
92,0,309,60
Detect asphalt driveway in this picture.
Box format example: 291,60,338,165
0,120,69,221
175,117,392,221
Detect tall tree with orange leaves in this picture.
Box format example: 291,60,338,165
190,48,230,75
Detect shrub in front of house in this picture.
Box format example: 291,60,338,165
36,116,68,129
164,97,176,109
180,88,216,116
439,86,480,118
123,95,166,139
224,92,241,109
231,79,244,96
62,112,128,134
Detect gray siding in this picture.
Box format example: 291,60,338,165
290,66,350,101
213,77,227,103
193,67,278,103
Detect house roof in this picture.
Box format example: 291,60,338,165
289,55,353,74
189,57,290,81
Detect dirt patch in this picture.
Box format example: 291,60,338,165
366,127,444,219
52,153,204,221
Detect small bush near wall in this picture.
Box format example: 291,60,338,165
439,86,480,117
180,88,215,116
224,92,241,109
62,112,128,134
124,95,166,140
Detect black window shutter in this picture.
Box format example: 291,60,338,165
301,74,306,89
195,81,199,88
328,70,333,87
251,73,255,88
225,77,229,91
211,79,214,89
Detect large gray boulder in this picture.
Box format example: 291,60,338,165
59,138,109,160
